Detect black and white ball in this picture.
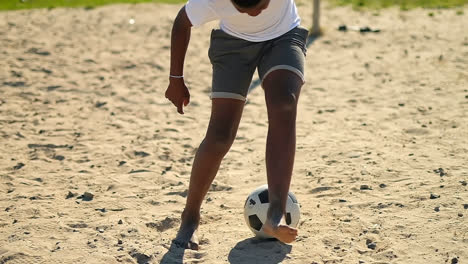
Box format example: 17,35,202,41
243,184,300,238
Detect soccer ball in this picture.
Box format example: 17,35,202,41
243,184,300,238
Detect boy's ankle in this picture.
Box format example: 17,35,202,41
181,208,201,222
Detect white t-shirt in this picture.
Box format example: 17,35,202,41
185,0,301,42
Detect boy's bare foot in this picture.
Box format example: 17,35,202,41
262,219,298,244
173,210,200,250
174,226,199,250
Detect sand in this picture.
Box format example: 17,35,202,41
0,1,467,263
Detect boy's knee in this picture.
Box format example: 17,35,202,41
279,92,298,111
264,70,302,115
268,91,298,115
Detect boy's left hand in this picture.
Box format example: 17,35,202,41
165,78,190,114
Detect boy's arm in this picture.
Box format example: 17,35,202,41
165,6,193,114
170,6,192,78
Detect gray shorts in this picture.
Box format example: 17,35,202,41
208,26,309,101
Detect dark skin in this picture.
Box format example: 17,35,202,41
165,0,300,250
165,0,270,114
232,0,270,16
165,7,191,115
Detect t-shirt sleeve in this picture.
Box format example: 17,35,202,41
185,0,219,27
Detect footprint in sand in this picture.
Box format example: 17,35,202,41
209,182,233,192
404,128,430,135
3,81,26,87
184,251,207,263
128,249,152,264
146,217,179,232
0,253,45,264
27,47,51,56
166,189,188,198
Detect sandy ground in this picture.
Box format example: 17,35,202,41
0,1,467,263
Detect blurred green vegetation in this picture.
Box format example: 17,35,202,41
0,0,466,11
0,0,184,11
328,0,468,9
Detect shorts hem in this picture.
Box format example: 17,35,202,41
210,92,246,101
261,65,305,85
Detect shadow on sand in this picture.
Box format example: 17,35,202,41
160,241,186,264
228,238,292,264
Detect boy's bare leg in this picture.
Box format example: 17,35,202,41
174,98,245,250
261,69,302,243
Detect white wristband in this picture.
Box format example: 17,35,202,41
169,75,184,79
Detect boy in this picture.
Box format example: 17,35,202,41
165,0,308,250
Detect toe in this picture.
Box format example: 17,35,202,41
188,242,199,250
